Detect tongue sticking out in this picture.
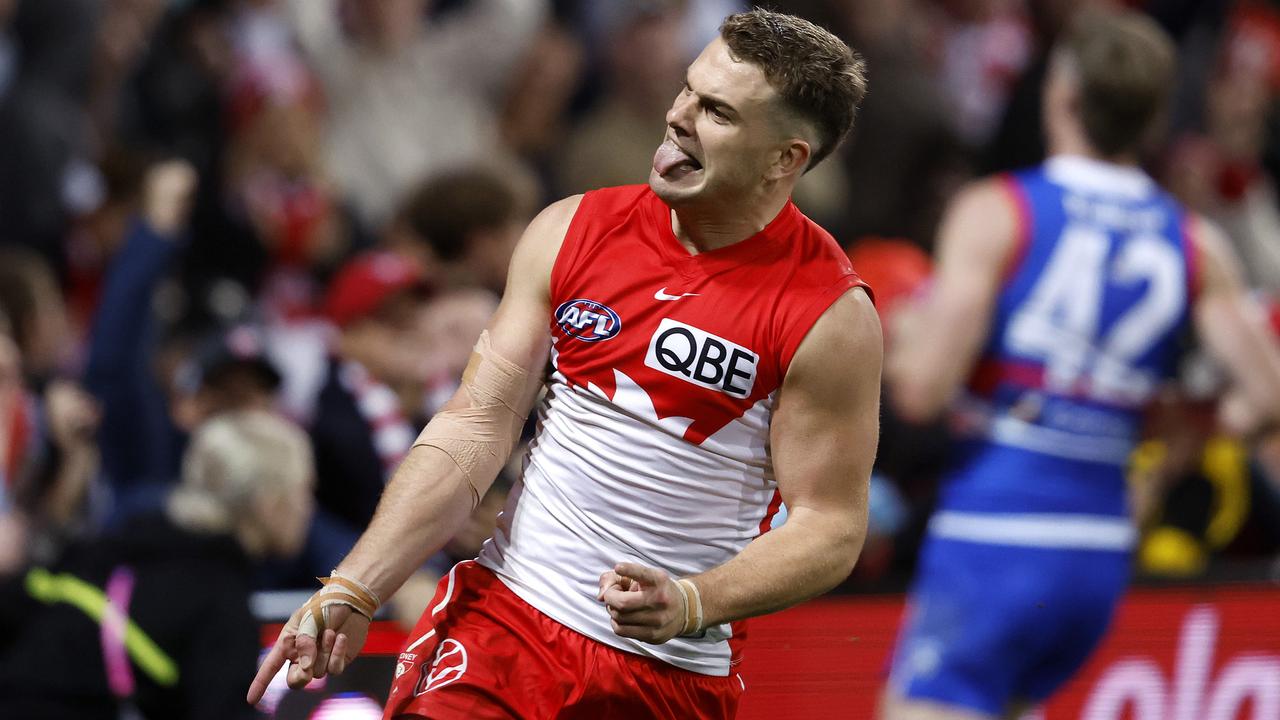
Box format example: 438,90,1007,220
653,141,701,177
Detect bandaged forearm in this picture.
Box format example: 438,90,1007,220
413,330,531,509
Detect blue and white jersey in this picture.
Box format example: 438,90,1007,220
934,155,1196,551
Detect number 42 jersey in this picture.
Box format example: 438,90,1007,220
937,155,1196,550
477,185,869,676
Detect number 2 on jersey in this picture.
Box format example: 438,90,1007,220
1006,223,1185,405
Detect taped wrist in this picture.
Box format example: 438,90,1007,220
413,331,530,509
673,578,705,637
295,570,381,639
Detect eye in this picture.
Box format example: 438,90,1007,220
708,107,729,123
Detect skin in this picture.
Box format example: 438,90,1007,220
882,50,1280,720
249,35,879,705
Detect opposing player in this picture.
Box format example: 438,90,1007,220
248,10,881,719
882,9,1280,720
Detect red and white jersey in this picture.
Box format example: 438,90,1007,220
477,185,869,676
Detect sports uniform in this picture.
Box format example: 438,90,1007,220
386,184,868,719
889,155,1196,713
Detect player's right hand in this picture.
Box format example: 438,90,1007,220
246,597,370,706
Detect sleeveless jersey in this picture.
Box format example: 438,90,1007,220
932,155,1196,551
477,185,869,675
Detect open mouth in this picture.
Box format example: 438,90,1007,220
652,140,703,178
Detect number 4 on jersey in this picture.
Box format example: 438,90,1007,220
1006,223,1185,405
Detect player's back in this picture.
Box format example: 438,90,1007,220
939,155,1194,541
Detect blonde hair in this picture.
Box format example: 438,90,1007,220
168,410,313,534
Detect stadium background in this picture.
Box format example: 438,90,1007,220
0,0,1277,717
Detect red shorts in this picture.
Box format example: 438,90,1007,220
383,561,743,719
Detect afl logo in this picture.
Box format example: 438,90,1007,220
555,299,621,342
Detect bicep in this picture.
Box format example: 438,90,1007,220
770,288,882,518
436,196,581,415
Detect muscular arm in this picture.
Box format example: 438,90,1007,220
886,179,1019,423
337,197,576,598
602,288,881,640
249,196,578,702
1190,215,1280,425
696,288,881,621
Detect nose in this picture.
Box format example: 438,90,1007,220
665,90,695,138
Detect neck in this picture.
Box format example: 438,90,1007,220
668,186,790,254
1049,129,1138,167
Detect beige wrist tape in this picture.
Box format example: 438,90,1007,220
296,570,381,639
413,330,531,510
676,578,704,636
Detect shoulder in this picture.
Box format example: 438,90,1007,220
945,176,1024,236
934,175,1026,273
512,195,583,272
787,287,881,384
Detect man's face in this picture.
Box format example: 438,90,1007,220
649,37,792,206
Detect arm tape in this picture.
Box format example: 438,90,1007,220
413,330,532,509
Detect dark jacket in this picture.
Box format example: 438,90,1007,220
84,220,187,520
0,513,262,720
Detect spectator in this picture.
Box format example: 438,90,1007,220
304,250,432,575
557,0,692,194
284,0,547,226
170,324,285,433
0,251,102,563
0,409,314,720
84,160,198,521
814,0,964,243
418,287,500,414
388,167,535,295
0,0,97,261
1166,6,1280,292
0,246,75,386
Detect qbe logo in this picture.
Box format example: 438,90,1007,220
555,299,621,342
645,318,758,398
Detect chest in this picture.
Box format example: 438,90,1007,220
548,229,789,443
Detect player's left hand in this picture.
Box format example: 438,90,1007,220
598,562,685,645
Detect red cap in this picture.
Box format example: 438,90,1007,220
324,251,427,328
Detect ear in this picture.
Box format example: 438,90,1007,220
767,138,812,182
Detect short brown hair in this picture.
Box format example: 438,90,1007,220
1060,10,1175,157
398,167,530,262
720,9,867,170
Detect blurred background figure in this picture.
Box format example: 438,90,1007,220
387,167,535,296
284,0,547,227
0,409,314,720
303,250,432,577
884,8,1280,719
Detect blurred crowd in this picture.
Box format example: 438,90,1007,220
1,0,1280,699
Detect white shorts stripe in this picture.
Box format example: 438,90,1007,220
928,510,1136,551
405,563,463,653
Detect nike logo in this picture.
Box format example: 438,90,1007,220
654,287,700,301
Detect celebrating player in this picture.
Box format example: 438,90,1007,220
248,10,880,719
883,9,1280,720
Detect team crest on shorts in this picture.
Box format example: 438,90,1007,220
395,652,417,679
555,299,621,342
414,639,469,695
